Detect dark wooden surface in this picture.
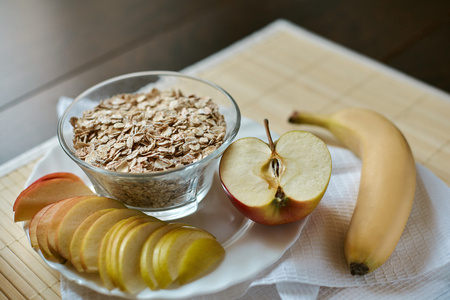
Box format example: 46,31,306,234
1,0,449,165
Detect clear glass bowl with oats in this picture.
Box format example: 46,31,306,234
57,71,240,220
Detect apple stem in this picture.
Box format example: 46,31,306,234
264,119,276,153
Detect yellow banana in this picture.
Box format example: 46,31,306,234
288,107,416,275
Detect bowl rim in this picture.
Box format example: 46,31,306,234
57,70,241,178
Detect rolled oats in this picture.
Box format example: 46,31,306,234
71,88,226,173
70,88,227,209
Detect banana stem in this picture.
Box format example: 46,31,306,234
288,111,330,128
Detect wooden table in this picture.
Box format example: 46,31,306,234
1,5,450,300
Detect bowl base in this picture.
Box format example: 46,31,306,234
126,184,211,221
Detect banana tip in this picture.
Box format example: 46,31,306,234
350,262,369,276
288,111,299,123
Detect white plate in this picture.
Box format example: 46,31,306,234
25,117,307,299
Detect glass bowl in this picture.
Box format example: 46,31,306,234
57,71,240,220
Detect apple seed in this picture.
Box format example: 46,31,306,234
270,158,280,177
264,119,288,207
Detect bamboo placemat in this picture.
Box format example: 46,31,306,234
1,19,449,299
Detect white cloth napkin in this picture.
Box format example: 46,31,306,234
58,98,450,299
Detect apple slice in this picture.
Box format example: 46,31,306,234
26,172,84,185
36,197,87,262
80,208,148,272
29,203,55,249
69,208,117,272
99,215,147,290
153,227,215,289
219,119,332,225
14,176,95,222
54,196,126,260
107,217,161,288
47,196,100,258
176,238,225,285
17,172,84,204
115,221,167,294
140,223,185,290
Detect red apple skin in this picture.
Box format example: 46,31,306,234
29,172,84,185
14,172,84,205
220,179,324,225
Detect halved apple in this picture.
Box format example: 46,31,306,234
115,221,166,294
152,227,216,289
14,175,95,222
80,208,148,272
219,119,332,225
140,223,185,290
70,208,116,272
54,196,125,260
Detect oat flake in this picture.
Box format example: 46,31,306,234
71,88,227,173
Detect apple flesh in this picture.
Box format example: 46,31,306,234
152,227,216,289
54,196,126,260
115,221,166,294
29,203,55,249
70,208,116,272
104,216,157,289
47,196,99,258
35,197,87,262
176,237,225,285
219,119,332,225
79,208,148,272
14,174,94,222
98,216,147,290
140,223,185,291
